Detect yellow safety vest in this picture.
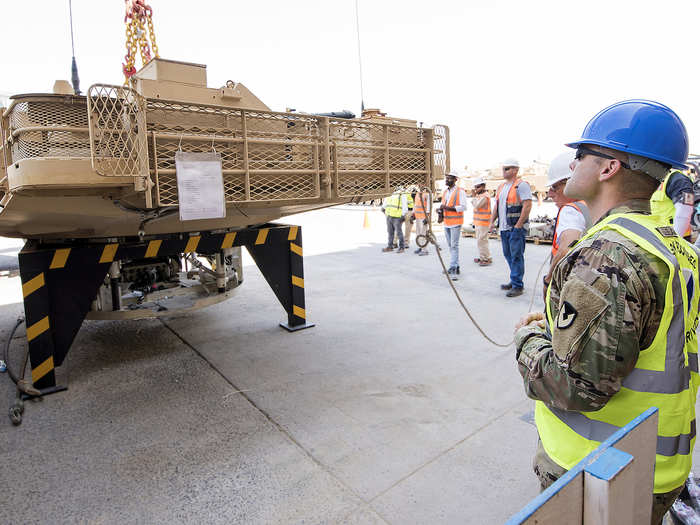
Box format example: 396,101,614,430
650,170,693,235
405,193,414,210
539,212,700,493
385,194,404,218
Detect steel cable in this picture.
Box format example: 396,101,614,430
416,191,548,348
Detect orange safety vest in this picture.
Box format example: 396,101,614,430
442,187,464,227
472,192,491,227
414,192,429,220
551,201,589,257
496,178,524,227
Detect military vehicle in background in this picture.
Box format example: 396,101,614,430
477,163,548,200
460,162,553,242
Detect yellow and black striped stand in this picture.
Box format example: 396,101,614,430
17,223,313,393
251,225,314,332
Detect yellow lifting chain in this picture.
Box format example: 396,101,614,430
123,0,159,84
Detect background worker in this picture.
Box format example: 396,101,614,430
490,158,532,297
391,188,415,249
650,168,694,239
438,172,467,277
381,187,408,253
412,186,431,256
514,100,698,524
402,187,416,249
471,177,492,266
542,151,591,290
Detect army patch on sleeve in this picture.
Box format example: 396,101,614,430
556,301,578,329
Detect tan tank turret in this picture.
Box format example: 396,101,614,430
0,58,448,239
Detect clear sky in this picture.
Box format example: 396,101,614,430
3,0,698,171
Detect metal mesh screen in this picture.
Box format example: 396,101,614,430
331,120,430,197
4,93,445,207
0,114,6,204
7,100,91,162
147,100,323,206
87,84,149,177
432,124,449,177
0,114,6,172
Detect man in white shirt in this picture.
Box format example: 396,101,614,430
489,158,532,297
542,151,591,290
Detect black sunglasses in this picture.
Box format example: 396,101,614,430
575,146,630,169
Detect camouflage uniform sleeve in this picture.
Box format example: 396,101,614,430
514,242,656,412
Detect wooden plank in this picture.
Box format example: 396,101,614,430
508,408,658,525
520,471,583,525
583,447,635,525
609,411,657,524
460,229,552,245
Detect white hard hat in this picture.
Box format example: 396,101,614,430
472,177,485,186
547,151,576,187
446,171,459,178
502,158,520,168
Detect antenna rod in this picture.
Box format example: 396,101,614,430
355,0,365,114
69,0,81,94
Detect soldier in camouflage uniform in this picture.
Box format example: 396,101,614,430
514,100,699,525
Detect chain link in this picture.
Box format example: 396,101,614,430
147,15,159,58
122,1,159,84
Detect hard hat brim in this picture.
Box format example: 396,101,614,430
545,174,570,188
566,139,688,170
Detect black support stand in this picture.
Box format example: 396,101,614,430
17,223,313,392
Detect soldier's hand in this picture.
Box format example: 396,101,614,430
515,311,545,332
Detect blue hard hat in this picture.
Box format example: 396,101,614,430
566,99,689,169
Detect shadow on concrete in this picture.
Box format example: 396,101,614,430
0,235,552,524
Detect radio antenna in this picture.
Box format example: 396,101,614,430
355,0,365,114
68,0,81,94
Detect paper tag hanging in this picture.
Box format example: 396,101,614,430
175,151,226,221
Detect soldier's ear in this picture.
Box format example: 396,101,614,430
598,159,623,182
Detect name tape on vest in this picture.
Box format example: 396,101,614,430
656,226,677,238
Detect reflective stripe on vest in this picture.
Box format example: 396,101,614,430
385,194,403,218
442,187,464,226
551,201,591,257
497,179,523,227
414,192,429,220
473,193,491,227
650,171,692,236
405,193,414,210
539,212,700,493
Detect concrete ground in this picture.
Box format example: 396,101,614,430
0,206,689,524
